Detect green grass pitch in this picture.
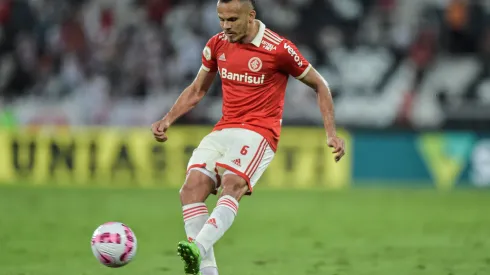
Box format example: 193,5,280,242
1,185,490,275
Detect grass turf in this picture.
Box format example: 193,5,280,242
1,186,489,275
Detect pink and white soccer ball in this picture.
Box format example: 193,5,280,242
91,222,137,267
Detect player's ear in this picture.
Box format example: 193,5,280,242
249,9,256,23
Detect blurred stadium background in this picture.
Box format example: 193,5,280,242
1,0,490,274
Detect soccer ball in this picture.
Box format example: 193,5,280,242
91,222,137,267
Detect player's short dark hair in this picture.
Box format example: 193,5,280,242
218,0,256,10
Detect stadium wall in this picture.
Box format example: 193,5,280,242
0,126,488,189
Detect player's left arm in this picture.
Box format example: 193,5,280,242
278,40,345,162
299,67,345,162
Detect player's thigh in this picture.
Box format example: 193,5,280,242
216,128,275,193
185,132,225,194
221,144,274,195
247,145,274,191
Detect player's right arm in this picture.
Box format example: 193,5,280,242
166,68,216,125
152,37,219,142
151,68,216,142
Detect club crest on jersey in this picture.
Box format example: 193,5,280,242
248,57,263,72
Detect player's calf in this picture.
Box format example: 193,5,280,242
180,171,216,244
220,174,249,201
180,170,219,272
194,174,246,255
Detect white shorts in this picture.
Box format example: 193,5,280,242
186,128,275,195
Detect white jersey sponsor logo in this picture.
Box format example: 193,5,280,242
220,68,265,84
261,40,277,51
283,43,303,67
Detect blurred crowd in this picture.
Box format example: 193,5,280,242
0,0,489,129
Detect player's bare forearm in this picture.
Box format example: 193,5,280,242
299,67,336,137
315,85,336,138
163,85,204,125
163,68,216,125
152,68,215,142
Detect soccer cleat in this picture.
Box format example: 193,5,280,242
177,240,202,275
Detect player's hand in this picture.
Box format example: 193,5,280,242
327,136,345,162
151,118,171,142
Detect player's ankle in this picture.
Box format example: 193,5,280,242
196,241,207,257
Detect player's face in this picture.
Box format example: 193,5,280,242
217,1,254,43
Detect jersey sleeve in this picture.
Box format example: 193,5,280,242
201,36,218,73
277,40,312,80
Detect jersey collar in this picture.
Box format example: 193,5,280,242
250,20,266,47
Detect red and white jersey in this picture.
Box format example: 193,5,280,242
201,20,312,152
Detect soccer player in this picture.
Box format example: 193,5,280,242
151,0,346,274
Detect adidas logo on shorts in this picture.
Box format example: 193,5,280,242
232,158,241,167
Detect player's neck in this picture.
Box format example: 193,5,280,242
240,20,259,44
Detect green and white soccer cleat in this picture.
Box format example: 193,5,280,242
177,240,202,275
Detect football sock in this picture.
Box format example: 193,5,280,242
201,266,219,275
182,203,218,269
195,195,239,256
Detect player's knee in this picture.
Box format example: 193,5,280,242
180,170,215,204
180,181,209,204
220,174,248,201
